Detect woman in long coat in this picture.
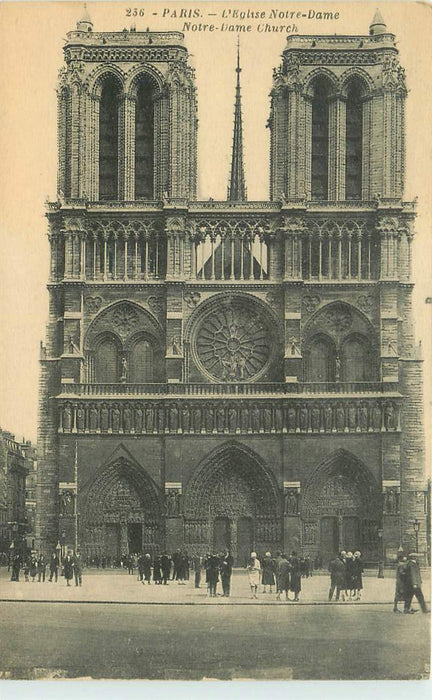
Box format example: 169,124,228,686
261,552,276,593
352,551,364,600
62,552,74,586
345,552,356,599
206,554,220,597
277,554,291,601
29,555,38,582
247,552,261,599
289,552,301,601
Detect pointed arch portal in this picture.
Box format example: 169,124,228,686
81,456,163,561
301,450,381,565
184,443,282,565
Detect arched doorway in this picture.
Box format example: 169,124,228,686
80,456,163,562
301,450,380,566
184,443,281,565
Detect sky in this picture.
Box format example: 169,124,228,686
0,0,431,447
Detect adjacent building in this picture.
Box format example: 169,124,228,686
0,429,29,554
36,9,428,565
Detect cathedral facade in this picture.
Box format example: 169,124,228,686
36,9,427,565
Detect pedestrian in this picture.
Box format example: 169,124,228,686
142,553,152,584
73,549,83,586
261,552,275,593
192,552,202,588
345,552,356,600
220,552,233,597
23,556,30,582
206,554,220,597
153,554,162,584
352,551,364,600
48,551,59,582
328,552,346,601
29,554,38,582
127,554,134,575
273,551,283,599
247,552,261,599
289,551,301,601
137,553,145,582
37,554,46,582
404,553,428,614
172,549,181,581
393,554,408,613
160,552,171,584
62,550,74,587
277,553,291,601
11,553,21,582
176,551,187,585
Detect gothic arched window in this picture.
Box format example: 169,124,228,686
306,335,336,382
94,336,120,383
345,82,363,200
311,79,331,200
341,335,371,382
99,77,121,200
129,338,154,382
135,79,155,199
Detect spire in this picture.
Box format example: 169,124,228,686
77,3,93,32
227,38,247,202
369,8,387,36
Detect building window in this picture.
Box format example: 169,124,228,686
306,335,336,382
345,82,363,200
311,79,330,200
340,335,372,382
99,78,120,200
94,337,119,383
129,338,154,382
135,79,155,199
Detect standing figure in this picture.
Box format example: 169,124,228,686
247,552,261,599
73,550,83,586
160,553,171,584
49,551,59,582
328,552,346,602
206,554,220,597
261,552,275,594
153,555,162,584
11,553,21,582
289,551,301,601
393,554,408,613
137,553,145,582
352,551,364,600
142,553,152,584
404,553,428,613
192,553,202,589
62,551,74,587
29,554,38,582
37,554,46,582
345,552,356,599
277,553,291,601
220,551,233,597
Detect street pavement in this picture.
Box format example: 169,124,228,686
0,566,430,605
0,567,430,680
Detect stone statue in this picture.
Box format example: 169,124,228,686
240,405,249,432
251,407,260,432
193,407,202,433
324,405,333,432
386,488,397,514
112,406,120,432
284,488,299,515
134,405,143,433
359,405,368,431
263,407,272,432
145,405,154,432
384,404,395,431
169,405,178,432
171,337,181,355
100,404,109,432
123,406,131,432
60,491,74,517
89,405,98,432
63,404,72,432
205,406,214,433
181,405,190,432
76,406,85,432
158,406,165,432
228,407,237,433
120,356,128,383
216,407,225,432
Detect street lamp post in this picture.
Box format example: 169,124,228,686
377,527,384,578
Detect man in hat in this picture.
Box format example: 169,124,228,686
393,553,408,613
328,552,347,602
404,553,428,614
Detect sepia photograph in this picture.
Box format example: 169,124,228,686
0,0,430,686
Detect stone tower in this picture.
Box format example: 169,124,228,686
36,11,427,566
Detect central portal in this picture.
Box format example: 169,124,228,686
184,444,281,564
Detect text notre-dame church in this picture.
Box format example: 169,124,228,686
36,8,428,566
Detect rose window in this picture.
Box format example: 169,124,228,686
193,298,273,382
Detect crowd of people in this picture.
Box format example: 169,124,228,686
5,547,429,612
9,549,84,587
328,550,364,601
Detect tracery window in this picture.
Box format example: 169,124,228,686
340,335,372,382
99,78,120,200
129,338,154,382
